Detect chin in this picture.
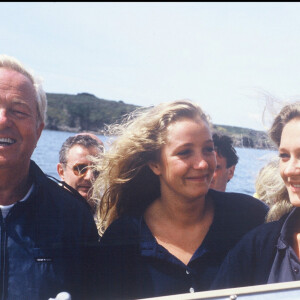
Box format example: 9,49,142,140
78,192,88,200
288,194,300,207
188,190,209,200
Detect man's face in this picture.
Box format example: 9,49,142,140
210,153,235,192
0,68,44,170
57,144,99,202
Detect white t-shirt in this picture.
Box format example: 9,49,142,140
0,184,34,218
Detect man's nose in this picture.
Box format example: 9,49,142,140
212,171,217,179
83,167,93,180
0,108,11,128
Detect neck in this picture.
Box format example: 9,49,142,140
0,164,32,206
146,193,212,228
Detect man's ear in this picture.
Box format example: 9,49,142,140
227,165,236,182
36,122,45,141
57,163,65,180
148,161,161,176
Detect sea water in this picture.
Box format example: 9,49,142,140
32,129,277,196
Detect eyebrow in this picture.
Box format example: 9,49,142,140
11,98,30,105
11,98,33,112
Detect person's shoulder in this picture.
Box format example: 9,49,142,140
209,189,268,230
211,217,283,290
248,217,284,236
43,176,89,208
31,161,88,208
232,216,284,252
104,216,140,236
210,189,268,211
29,162,98,241
235,211,288,248
100,216,140,246
31,163,94,223
212,189,263,202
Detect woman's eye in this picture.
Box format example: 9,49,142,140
177,149,191,156
279,153,289,159
204,147,214,154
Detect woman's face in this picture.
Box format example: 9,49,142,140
279,117,300,207
149,118,216,202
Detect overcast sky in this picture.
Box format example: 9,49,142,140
2,2,300,131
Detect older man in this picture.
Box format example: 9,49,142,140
0,55,99,299
57,134,103,213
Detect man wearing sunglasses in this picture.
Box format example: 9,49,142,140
57,134,103,213
0,55,99,299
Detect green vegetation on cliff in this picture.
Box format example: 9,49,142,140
212,124,274,150
46,92,138,132
46,92,274,149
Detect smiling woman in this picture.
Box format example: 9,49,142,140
279,118,300,206
211,101,300,290
92,99,268,299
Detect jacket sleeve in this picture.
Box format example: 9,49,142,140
211,234,257,289
77,206,100,300
211,222,278,290
97,217,141,299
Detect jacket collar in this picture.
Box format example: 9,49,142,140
278,207,299,249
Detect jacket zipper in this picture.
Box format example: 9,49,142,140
0,215,6,300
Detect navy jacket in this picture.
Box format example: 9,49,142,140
0,161,99,300
98,189,268,299
211,211,288,290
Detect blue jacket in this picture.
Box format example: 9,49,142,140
98,189,268,299
211,211,288,290
0,161,99,300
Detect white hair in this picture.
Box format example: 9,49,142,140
0,54,47,125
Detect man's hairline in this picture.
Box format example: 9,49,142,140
0,66,43,127
63,144,100,168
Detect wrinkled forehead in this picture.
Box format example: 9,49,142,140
0,68,37,102
67,144,100,162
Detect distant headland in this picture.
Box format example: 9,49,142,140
46,92,274,150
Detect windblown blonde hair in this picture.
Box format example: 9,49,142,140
92,100,211,235
257,101,300,222
255,158,291,222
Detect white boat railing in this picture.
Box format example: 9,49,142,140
139,280,300,300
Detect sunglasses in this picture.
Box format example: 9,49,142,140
67,163,99,178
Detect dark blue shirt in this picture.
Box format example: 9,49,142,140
268,208,300,283
98,189,268,299
211,207,300,290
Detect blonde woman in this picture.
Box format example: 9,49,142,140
94,100,267,299
213,101,300,289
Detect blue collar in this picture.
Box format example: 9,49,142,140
138,191,228,266
278,207,300,249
